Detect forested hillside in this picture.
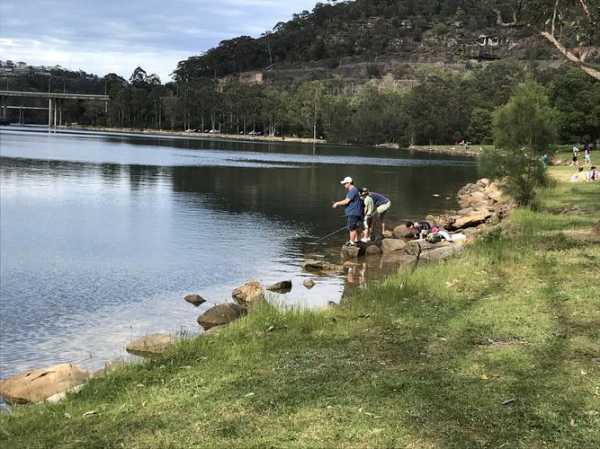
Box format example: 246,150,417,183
174,0,599,80
2,1,599,146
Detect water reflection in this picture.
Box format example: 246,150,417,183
0,128,478,378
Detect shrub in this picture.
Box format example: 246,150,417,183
481,80,559,205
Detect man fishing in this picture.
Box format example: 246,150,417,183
332,176,363,246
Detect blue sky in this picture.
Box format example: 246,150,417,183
0,0,319,81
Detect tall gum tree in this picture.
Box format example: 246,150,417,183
493,0,600,79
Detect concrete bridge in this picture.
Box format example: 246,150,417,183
0,90,109,130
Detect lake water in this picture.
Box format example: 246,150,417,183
0,126,478,379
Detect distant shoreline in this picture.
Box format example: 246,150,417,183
68,125,328,145
62,125,482,157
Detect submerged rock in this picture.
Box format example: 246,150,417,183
126,334,177,357
303,260,345,275
0,363,90,404
184,294,206,307
232,281,265,306
303,279,316,289
266,280,292,293
197,303,247,330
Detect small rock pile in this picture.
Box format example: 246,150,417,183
446,178,512,230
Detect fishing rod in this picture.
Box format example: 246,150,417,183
313,226,348,243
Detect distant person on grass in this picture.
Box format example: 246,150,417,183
572,144,580,167
584,144,592,166
587,166,599,182
332,177,364,246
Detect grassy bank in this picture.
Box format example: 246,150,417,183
1,165,599,449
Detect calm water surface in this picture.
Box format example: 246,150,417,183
0,126,478,379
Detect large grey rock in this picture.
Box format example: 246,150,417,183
486,183,504,203
0,363,90,404
126,334,176,357
420,244,465,262
392,225,413,239
184,294,206,307
197,303,247,330
404,239,451,256
266,280,292,293
452,209,492,229
232,281,265,306
381,253,418,265
381,238,407,254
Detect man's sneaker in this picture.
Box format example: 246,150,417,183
361,237,370,243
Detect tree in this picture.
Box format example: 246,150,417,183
491,0,600,80
467,108,493,144
481,80,559,205
534,0,600,80
294,81,326,140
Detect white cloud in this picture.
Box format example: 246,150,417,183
0,0,319,79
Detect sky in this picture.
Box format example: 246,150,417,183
0,0,319,82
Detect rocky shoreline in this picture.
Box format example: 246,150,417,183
0,178,512,407
377,143,483,157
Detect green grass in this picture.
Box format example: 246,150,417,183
1,168,599,449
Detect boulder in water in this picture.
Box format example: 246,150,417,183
232,281,265,306
266,280,292,293
303,260,345,275
184,294,206,307
303,279,316,289
0,363,90,404
197,303,247,330
126,334,177,357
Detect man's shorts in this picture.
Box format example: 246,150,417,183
347,215,362,231
376,201,391,219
